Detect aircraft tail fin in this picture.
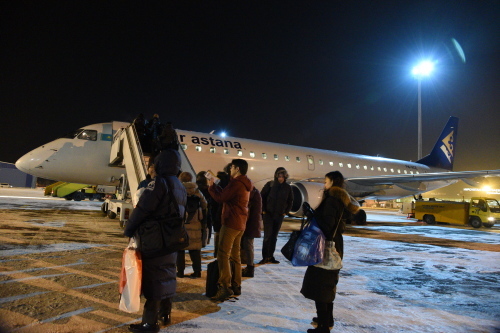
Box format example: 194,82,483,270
416,116,458,171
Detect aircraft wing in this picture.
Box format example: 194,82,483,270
346,169,500,186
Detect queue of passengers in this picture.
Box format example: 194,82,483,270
124,120,354,333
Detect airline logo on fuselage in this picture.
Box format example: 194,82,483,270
179,134,243,149
440,131,454,163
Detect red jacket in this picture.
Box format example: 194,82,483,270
209,174,253,231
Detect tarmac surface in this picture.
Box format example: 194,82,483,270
0,188,499,332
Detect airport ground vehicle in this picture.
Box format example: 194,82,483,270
0,183,12,188
45,182,115,201
414,197,500,228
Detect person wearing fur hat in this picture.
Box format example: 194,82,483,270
259,167,294,264
177,172,208,279
300,171,359,333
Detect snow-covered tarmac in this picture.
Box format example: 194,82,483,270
1,188,499,332
164,230,500,333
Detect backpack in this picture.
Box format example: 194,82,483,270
136,177,189,258
185,195,201,224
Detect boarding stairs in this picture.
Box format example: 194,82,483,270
104,122,196,227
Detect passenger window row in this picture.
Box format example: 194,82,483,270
181,144,419,174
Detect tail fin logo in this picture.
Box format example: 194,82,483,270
440,130,454,163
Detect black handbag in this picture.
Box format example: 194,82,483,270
281,229,301,261
137,178,189,258
281,202,315,261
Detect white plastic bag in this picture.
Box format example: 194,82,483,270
119,237,142,313
314,240,342,270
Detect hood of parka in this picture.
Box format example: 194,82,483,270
273,167,289,182
154,149,181,177
328,186,360,214
182,181,199,195
234,174,253,191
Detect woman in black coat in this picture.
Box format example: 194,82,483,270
124,149,187,333
300,171,359,333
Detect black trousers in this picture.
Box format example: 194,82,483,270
142,297,172,325
262,214,285,259
177,250,202,273
314,301,334,327
240,236,255,266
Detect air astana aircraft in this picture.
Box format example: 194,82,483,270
15,116,500,222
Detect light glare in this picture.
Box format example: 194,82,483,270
412,61,435,77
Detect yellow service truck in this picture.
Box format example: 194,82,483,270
414,197,500,228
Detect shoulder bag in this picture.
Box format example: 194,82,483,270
314,210,343,270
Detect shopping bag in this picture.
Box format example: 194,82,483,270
119,238,142,313
314,240,342,270
291,217,325,266
282,204,313,262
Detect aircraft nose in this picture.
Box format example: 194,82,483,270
15,153,33,173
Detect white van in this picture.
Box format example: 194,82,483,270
0,183,12,188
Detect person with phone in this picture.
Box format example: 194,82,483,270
208,159,252,301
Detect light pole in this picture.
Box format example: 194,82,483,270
412,60,434,160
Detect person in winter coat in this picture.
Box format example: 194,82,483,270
133,113,148,153
300,171,359,333
240,186,262,277
196,171,213,245
259,167,294,264
147,114,163,158
177,172,208,279
208,159,252,301
210,167,230,258
124,149,187,333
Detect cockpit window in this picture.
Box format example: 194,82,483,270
77,130,97,141
61,129,84,139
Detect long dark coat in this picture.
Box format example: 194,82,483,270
300,186,359,303
182,181,207,250
124,149,187,301
243,187,263,238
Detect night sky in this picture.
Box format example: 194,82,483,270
1,1,499,173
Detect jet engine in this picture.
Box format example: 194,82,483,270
289,180,367,225
289,181,325,216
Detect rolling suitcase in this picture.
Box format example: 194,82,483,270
205,259,237,298
205,260,219,298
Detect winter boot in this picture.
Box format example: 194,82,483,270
312,317,334,329
159,298,172,326
231,284,241,296
211,286,233,302
307,325,330,333
128,323,159,333
189,271,201,278
242,265,255,277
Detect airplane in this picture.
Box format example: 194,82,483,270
15,116,500,224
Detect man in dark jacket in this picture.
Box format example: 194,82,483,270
124,149,187,333
208,159,252,301
259,167,294,264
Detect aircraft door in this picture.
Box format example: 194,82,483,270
307,155,315,171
